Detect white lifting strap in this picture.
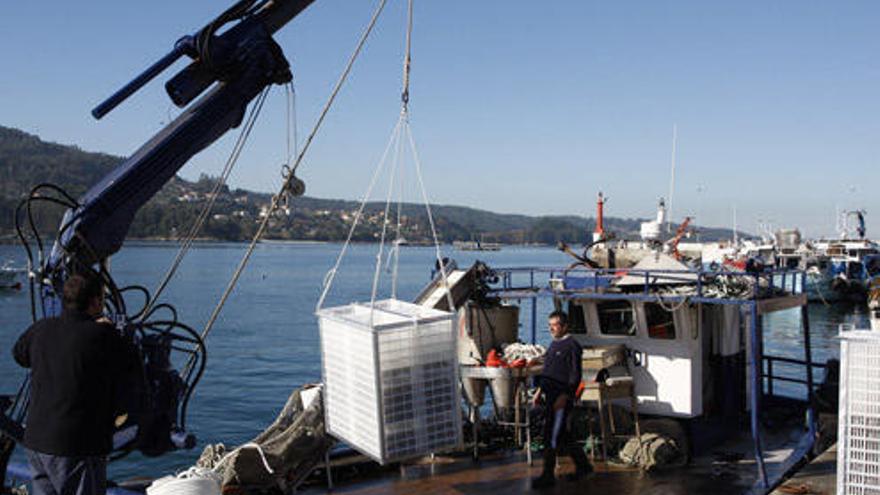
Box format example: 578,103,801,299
317,0,454,318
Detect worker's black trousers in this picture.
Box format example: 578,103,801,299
26,449,106,495
539,379,589,474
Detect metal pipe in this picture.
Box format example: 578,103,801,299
801,303,817,441
531,295,537,345
758,374,813,386
91,39,190,119
749,302,768,488
763,354,827,368
530,270,537,344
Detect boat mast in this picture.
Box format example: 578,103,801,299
733,205,738,245
667,124,677,233
593,192,606,243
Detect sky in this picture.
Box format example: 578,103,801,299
1,1,878,238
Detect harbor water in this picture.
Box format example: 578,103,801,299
0,242,868,481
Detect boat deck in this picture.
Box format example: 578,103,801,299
770,443,837,495
305,422,811,495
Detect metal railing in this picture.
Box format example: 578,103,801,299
762,354,827,398
487,266,806,300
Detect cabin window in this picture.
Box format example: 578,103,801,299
597,301,635,336
866,258,880,277
645,303,676,340
567,301,586,334
847,262,862,279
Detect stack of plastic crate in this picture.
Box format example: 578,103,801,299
318,299,461,464
838,327,880,495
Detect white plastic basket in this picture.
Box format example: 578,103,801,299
317,298,461,464
838,327,880,495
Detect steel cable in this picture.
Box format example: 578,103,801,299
188,0,390,377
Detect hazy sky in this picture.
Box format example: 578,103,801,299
2,1,878,237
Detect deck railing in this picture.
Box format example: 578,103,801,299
470,264,812,490
762,354,827,398
487,265,806,300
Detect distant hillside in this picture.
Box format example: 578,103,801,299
0,125,746,244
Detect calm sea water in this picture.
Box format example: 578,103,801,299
0,242,869,480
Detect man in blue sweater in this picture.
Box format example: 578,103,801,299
531,310,591,488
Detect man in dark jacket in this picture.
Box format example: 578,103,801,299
13,273,136,495
531,310,591,488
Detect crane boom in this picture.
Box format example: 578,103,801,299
1,1,317,477
50,0,314,278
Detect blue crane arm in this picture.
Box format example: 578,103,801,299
0,1,319,473
0,3,321,480
47,0,315,276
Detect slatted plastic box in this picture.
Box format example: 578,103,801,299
318,299,461,464
838,328,880,495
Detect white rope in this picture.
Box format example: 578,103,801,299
404,121,455,311
284,81,299,168
377,0,413,307
212,442,275,475
319,0,454,315
187,0,389,376
385,0,413,300
390,111,407,299
146,468,221,495
147,442,274,495
654,294,689,313
400,0,414,111
369,116,403,320
316,119,402,312
144,87,270,317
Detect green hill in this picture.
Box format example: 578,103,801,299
0,125,744,244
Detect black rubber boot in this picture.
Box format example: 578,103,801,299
564,445,593,482
531,448,557,489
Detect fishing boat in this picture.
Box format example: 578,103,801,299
808,210,880,302
588,197,703,271
707,226,856,304
65,252,822,495
454,238,502,251
338,196,826,494
0,261,24,290
0,0,839,492
813,239,880,301
759,229,838,304
295,250,823,494
869,280,880,331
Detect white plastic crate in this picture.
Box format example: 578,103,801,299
838,328,880,495
318,298,461,464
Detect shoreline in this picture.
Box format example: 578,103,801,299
0,237,552,248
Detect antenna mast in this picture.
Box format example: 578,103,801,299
733,205,738,245
667,124,677,233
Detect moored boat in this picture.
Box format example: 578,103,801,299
0,261,24,290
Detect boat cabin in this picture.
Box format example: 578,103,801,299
561,296,739,418
462,256,818,491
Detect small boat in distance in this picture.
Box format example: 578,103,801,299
0,261,24,290
453,237,501,251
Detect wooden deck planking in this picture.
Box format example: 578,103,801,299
307,451,761,495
